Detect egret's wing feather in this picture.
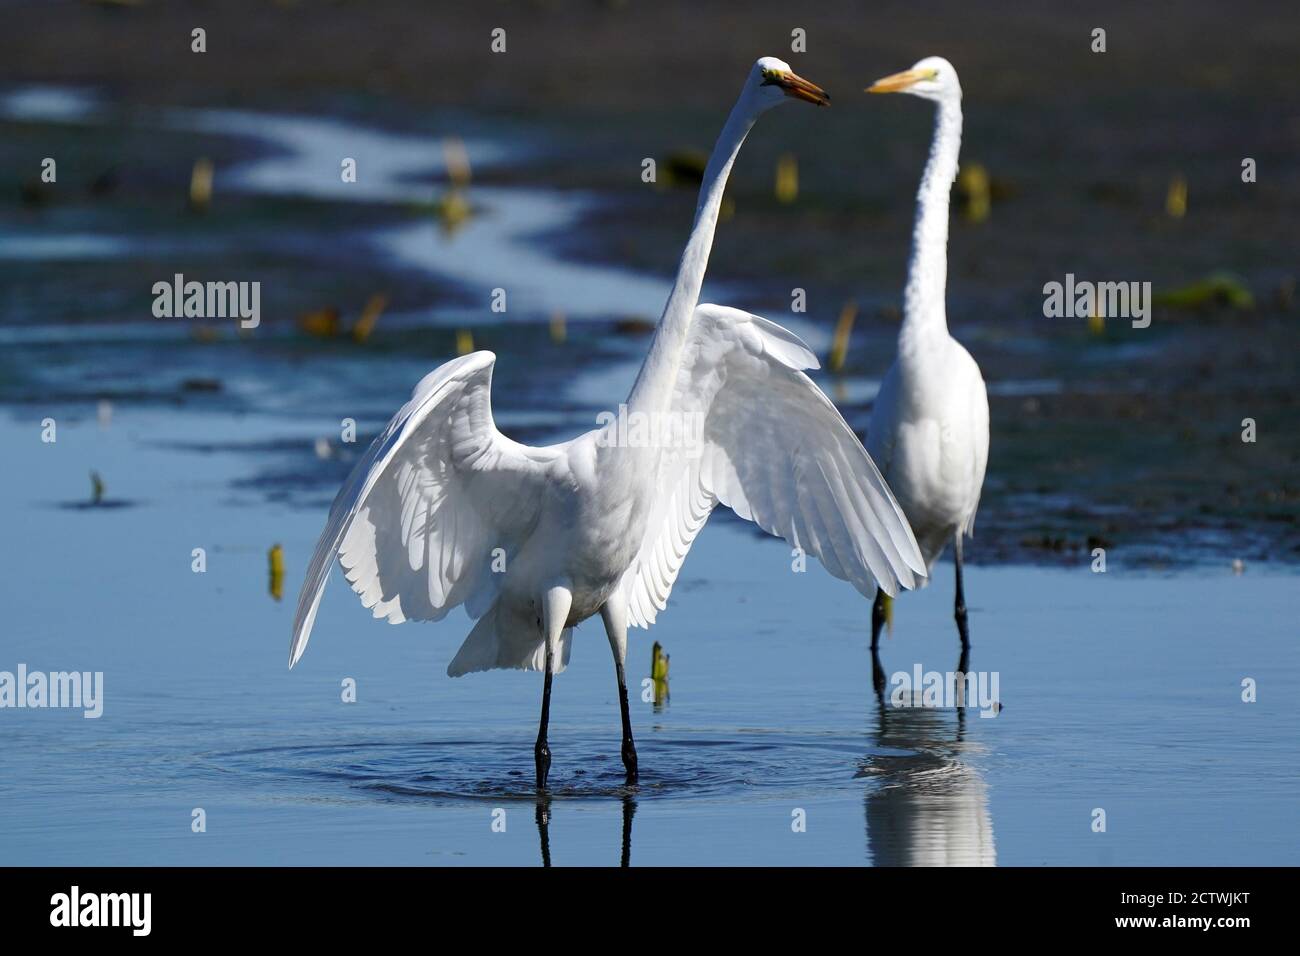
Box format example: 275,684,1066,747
622,305,926,629
290,351,553,667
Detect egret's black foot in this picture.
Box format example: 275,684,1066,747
621,740,639,783
534,739,551,791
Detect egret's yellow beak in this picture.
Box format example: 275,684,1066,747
866,67,937,94
763,69,831,106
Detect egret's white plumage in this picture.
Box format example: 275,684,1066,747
291,350,566,673
864,57,990,643
290,57,925,784
621,304,926,629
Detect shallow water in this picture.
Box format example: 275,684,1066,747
1,409,1296,866
0,89,1296,867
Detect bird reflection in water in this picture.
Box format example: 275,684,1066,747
861,647,996,866
535,793,638,868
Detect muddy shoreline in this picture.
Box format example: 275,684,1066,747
1,1,1296,569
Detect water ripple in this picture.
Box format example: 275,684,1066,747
197,729,886,805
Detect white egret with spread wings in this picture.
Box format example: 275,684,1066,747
291,57,926,789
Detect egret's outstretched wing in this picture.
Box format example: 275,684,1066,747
621,304,927,628
290,351,556,667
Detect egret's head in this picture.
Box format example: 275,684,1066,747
751,56,830,110
866,56,960,103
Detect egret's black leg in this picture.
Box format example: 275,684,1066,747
951,642,972,738
535,642,554,791
616,659,638,782
871,588,886,650
954,533,970,650
535,586,572,792
954,643,972,710
601,597,638,783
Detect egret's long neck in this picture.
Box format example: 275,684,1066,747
626,96,757,415
900,95,962,356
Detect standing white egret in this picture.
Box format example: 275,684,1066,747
291,57,927,790
864,57,990,649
